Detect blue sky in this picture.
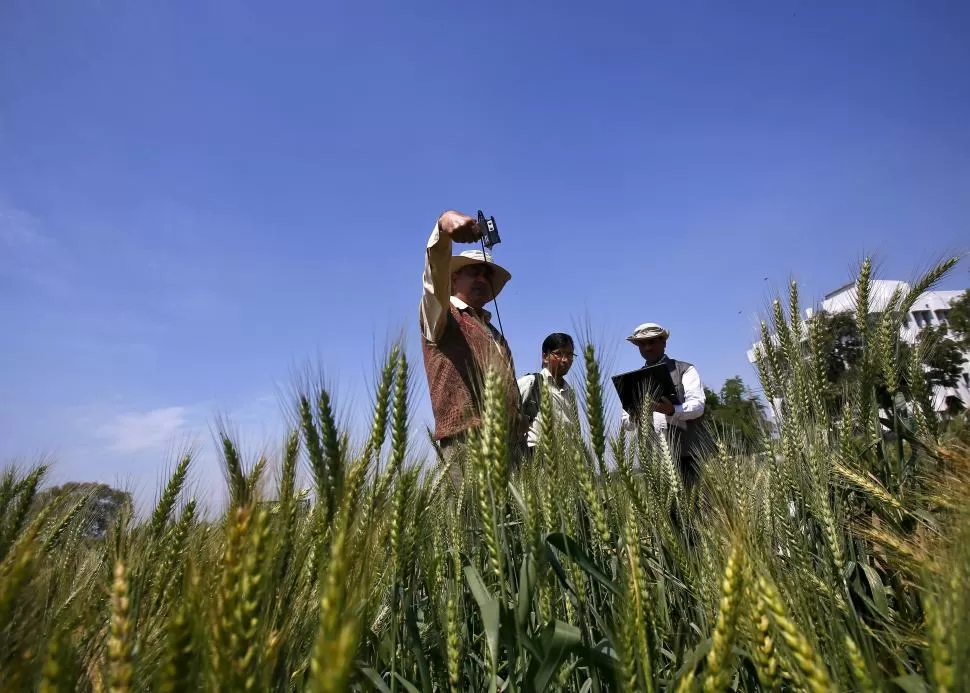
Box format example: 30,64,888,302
2,0,969,510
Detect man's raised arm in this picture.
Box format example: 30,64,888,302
420,222,453,343
419,210,483,343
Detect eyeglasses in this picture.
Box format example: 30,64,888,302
549,350,575,360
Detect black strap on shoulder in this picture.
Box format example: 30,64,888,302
522,372,543,421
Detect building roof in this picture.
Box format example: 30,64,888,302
819,279,911,316
746,281,968,364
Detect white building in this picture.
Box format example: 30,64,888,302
746,280,970,413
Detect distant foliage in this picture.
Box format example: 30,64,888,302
31,481,133,539
1,257,969,691
704,376,770,451
947,289,970,351
908,324,968,391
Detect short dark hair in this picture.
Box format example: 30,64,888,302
541,332,574,355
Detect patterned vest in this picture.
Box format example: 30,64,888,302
658,356,711,460
421,304,520,441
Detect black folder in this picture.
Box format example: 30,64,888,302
611,363,678,414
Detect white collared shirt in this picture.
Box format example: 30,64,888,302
518,367,579,448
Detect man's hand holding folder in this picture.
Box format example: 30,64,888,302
611,362,679,420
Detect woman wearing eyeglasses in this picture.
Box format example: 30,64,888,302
517,332,579,454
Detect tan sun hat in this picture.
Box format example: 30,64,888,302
450,250,512,297
626,322,669,343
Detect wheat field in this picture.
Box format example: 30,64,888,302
1,257,968,692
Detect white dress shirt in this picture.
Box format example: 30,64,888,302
620,357,705,433
518,367,579,448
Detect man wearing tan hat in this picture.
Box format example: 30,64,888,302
621,322,709,490
419,210,522,487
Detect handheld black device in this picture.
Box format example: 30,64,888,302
477,210,501,249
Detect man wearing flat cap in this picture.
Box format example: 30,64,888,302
622,322,708,490
420,210,522,487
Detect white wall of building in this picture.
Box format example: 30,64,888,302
746,280,970,412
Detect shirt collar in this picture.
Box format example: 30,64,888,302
451,295,491,322
540,367,571,390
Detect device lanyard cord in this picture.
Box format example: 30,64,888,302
481,236,505,339
480,234,506,338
